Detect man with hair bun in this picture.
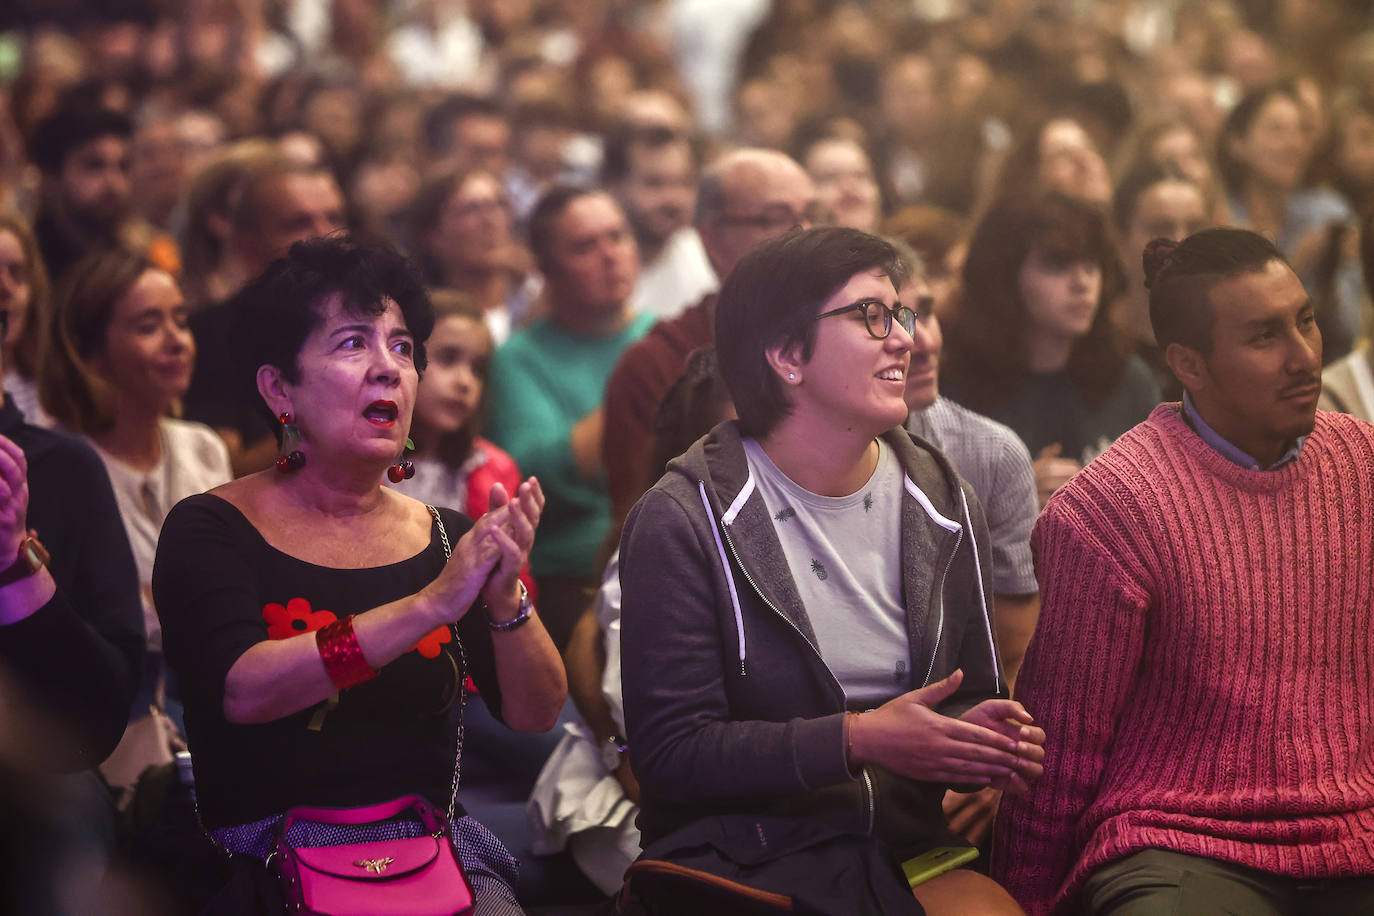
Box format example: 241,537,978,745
993,227,1374,914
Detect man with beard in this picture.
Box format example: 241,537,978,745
603,124,715,321
27,99,136,285
993,229,1374,915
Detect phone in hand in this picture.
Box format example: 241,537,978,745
901,845,979,888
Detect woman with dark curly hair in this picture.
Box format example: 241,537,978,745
152,238,565,914
940,193,1160,505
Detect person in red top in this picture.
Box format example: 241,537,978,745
992,228,1374,914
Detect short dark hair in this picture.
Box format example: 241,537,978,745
227,238,434,412
715,227,902,437
526,184,600,274
510,97,575,135
1145,227,1287,353
422,94,505,157
1111,160,1194,233
600,124,686,186
28,98,133,174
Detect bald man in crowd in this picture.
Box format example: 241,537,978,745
602,148,820,522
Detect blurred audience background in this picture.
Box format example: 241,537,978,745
4,0,1374,910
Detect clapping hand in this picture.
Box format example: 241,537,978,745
1034,443,1081,508
959,697,1045,795
478,477,544,606
0,435,30,558
849,670,1029,784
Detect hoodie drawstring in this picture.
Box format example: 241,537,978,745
958,487,1000,695
699,481,748,675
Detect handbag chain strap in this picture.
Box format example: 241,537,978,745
428,505,466,827
199,508,470,852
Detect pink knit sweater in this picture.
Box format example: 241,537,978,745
992,405,1374,915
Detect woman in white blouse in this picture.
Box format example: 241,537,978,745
40,247,231,792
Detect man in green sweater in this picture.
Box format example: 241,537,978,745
488,186,654,650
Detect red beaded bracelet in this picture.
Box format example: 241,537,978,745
316,615,378,690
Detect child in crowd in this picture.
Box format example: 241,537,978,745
395,290,532,592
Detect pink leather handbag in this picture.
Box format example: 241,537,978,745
274,795,474,916
273,507,475,916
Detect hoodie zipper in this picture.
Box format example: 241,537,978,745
718,518,881,831
718,522,844,696
921,525,962,688
861,768,877,835
709,474,967,836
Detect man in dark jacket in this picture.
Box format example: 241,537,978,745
27,98,134,286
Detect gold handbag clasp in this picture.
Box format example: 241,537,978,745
354,857,394,874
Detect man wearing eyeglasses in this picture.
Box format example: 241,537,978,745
895,246,1041,850
603,148,819,524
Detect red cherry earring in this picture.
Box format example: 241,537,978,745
387,437,416,483
275,412,306,472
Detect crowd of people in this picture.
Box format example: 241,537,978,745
2,0,1374,914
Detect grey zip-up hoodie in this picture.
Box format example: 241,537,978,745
620,420,1003,850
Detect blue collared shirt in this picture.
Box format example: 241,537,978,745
1180,392,1305,470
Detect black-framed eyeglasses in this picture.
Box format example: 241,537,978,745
814,298,920,340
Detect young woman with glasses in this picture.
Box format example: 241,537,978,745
617,227,1042,914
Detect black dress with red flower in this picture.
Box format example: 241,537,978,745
152,493,503,830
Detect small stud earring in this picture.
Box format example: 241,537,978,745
788,373,796,381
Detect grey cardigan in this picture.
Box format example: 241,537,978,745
619,420,1003,849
